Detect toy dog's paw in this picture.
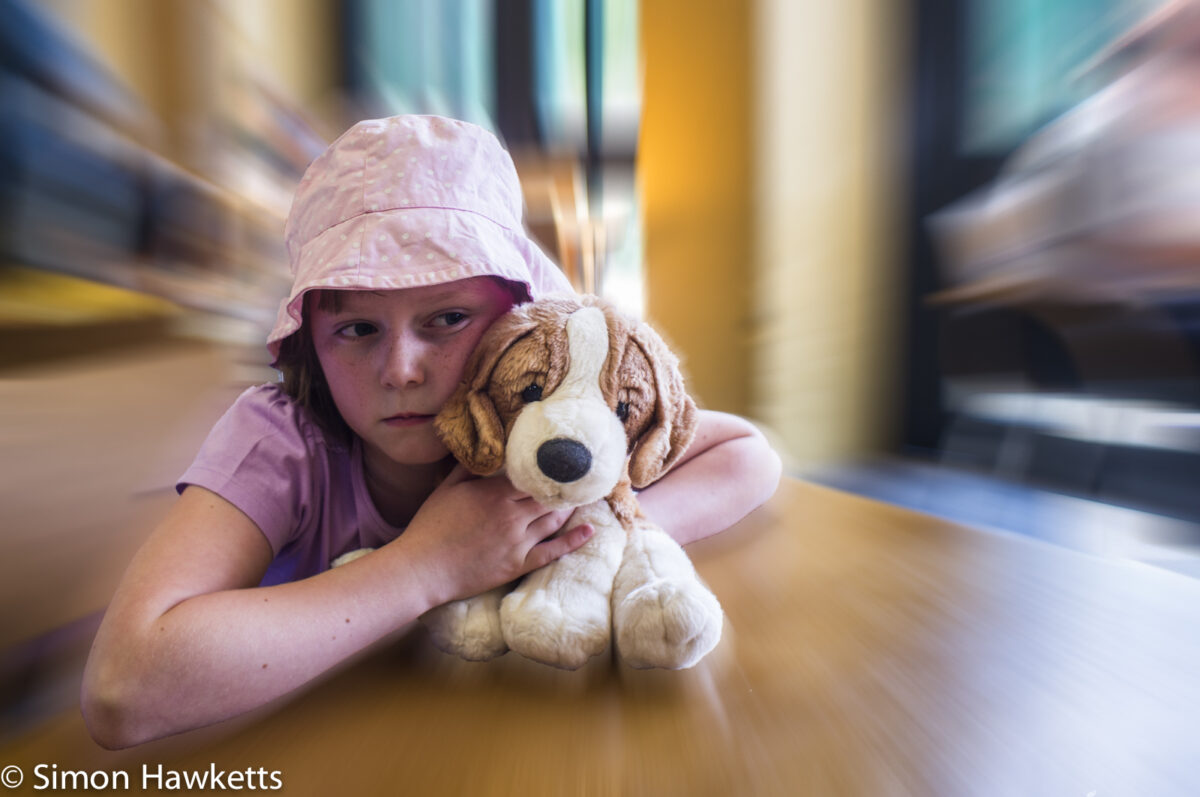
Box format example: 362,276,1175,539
500,586,610,670
421,594,508,662
614,578,723,670
331,548,375,567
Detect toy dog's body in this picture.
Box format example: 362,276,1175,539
338,295,723,670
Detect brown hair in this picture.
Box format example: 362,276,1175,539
275,291,351,442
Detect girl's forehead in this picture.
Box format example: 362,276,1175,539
313,277,512,313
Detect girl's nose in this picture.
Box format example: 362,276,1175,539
381,336,427,388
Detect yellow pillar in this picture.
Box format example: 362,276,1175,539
639,1,754,416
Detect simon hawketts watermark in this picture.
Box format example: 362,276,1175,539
2,762,283,790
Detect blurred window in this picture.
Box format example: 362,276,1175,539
963,0,1157,154
357,0,496,128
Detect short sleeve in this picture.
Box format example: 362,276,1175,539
177,385,327,556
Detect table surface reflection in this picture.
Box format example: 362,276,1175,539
5,478,1200,795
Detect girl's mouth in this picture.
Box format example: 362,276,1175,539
383,413,435,427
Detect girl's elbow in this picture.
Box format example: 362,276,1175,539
759,442,783,493
732,423,784,504
747,441,783,509
80,656,157,750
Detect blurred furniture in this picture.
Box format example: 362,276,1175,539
930,0,1200,307
0,0,295,331
4,477,1198,794
913,2,1200,524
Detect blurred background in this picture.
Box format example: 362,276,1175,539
3,0,1200,741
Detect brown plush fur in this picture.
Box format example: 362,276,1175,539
604,479,644,529
435,294,697,492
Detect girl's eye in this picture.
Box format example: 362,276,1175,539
339,321,378,338
616,401,630,422
521,384,543,403
431,312,467,327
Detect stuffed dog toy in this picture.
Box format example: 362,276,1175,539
338,294,723,670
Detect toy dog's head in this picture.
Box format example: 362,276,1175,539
435,295,697,508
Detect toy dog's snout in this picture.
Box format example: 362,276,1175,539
502,307,628,507
436,298,697,508
537,438,593,483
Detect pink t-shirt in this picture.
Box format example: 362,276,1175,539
177,384,404,586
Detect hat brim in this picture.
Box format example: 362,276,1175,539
267,206,572,363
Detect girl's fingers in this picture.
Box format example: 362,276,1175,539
525,524,593,572
533,508,575,538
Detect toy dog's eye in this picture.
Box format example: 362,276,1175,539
616,401,630,421
521,384,543,403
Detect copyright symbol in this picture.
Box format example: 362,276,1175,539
1,766,22,788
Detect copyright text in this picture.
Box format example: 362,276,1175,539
8,763,284,791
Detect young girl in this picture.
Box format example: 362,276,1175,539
81,115,781,749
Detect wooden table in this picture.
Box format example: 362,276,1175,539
4,478,1199,795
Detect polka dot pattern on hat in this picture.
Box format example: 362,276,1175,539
267,115,574,361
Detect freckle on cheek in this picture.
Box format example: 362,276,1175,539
262,664,268,669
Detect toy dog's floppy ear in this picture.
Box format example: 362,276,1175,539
435,306,538,474
627,320,698,489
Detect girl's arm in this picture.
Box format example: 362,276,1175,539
636,410,782,545
82,473,589,750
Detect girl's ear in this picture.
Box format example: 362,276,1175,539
434,307,538,474
626,320,698,489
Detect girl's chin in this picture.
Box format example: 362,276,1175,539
369,439,452,468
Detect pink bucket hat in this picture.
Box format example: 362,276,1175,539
267,114,574,361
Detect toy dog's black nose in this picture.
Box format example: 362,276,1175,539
537,438,592,483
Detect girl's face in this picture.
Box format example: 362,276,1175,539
308,277,516,471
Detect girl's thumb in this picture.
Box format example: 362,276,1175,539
438,462,475,488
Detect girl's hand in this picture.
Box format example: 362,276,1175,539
394,464,593,605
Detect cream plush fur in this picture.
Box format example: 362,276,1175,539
334,295,723,670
